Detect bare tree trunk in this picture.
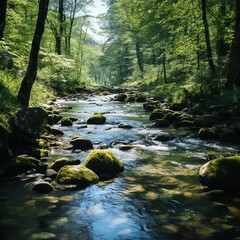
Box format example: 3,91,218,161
201,0,217,78
0,0,7,40
226,0,240,89
136,42,144,73
163,50,167,84
17,0,49,107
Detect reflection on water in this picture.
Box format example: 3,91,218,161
1,95,240,240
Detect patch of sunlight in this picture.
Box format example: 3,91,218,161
184,192,193,198
161,224,179,233
228,207,240,217
49,217,69,230
25,199,36,207
124,176,137,182
98,179,114,186
160,188,181,197
59,195,76,202
126,184,145,193
89,203,105,215
145,191,158,200
117,228,132,235
37,196,59,204
161,176,188,188
110,218,128,228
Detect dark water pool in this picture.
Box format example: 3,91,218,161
1,95,240,240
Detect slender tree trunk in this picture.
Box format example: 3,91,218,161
163,51,167,84
197,23,200,70
17,0,49,107
0,0,7,40
136,42,144,73
201,0,217,77
226,0,240,89
55,36,61,54
56,0,64,55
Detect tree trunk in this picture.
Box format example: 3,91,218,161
17,0,49,107
0,0,7,40
57,0,64,55
136,42,144,73
55,35,61,54
163,51,167,84
226,0,240,89
201,0,217,78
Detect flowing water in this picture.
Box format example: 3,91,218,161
1,94,240,240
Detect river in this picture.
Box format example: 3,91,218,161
1,94,240,240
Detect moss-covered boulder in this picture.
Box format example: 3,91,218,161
61,117,73,126
193,114,216,128
114,93,127,102
126,96,135,103
70,136,93,151
2,155,41,177
85,150,124,179
136,95,147,103
174,120,193,128
149,109,166,121
49,157,81,172
87,114,106,125
48,114,62,125
198,128,218,140
118,123,133,129
154,119,169,128
199,156,240,190
31,148,49,159
57,165,99,188
16,107,48,136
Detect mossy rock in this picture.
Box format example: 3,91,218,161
199,156,240,190
61,117,73,126
31,149,49,159
114,93,127,102
87,114,106,125
85,150,124,179
154,119,169,128
2,155,41,177
48,114,62,125
16,107,48,136
126,96,135,103
0,114,12,142
193,114,216,128
118,123,133,129
49,157,81,172
70,136,93,151
174,120,193,128
198,128,218,140
149,109,166,121
57,165,99,188
136,95,147,103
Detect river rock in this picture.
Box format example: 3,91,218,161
87,114,106,125
49,157,81,172
49,128,64,136
118,123,133,129
198,128,218,140
48,114,62,125
57,165,99,188
153,133,171,142
70,136,93,150
114,93,127,102
136,95,147,103
45,169,58,179
2,155,41,177
60,117,73,126
32,181,54,193
149,109,166,121
199,156,240,190
85,150,124,179
16,107,48,136
154,119,169,128
29,232,56,240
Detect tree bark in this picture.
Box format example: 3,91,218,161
17,0,49,107
0,0,7,40
226,0,240,89
57,0,64,55
201,0,217,78
163,51,167,84
135,42,144,73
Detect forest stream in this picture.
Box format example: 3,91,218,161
1,94,240,240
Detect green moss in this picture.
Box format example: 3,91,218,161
199,156,240,190
149,109,166,121
49,157,80,172
198,128,217,140
85,150,124,179
87,114,106,125
61,117,73,126
57,165,99,187
194,114,216,128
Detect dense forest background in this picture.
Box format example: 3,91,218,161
0,0,240,111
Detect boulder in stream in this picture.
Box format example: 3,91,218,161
16,107,48,136
149,109,166,121
49,157,81,172
61,117,73,126
87,114,106,125
57,165,99,188
198,128,218,140
85,150,124,179
31,180,54,194
70,136,93,151
199,156,240,191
